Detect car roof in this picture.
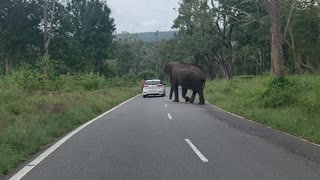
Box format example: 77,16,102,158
145,79,161,82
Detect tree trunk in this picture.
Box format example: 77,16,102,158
5,58,11,76
259,0,286,77
259,48,265,75
270,5,286,76
204,55,215,79
242,55,248,75
214,62,224,79
44,0,48,54
293,49,302,74
43,0,55,54
226,44,233,79
303,57,315,73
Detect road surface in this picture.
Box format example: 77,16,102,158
6,90,320,180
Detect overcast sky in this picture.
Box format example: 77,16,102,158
107,0,180,33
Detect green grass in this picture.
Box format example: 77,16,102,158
0,73,140,177
205,74,320,144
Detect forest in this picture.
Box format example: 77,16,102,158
1,0,320,80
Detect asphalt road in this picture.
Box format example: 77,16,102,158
7,90,320,180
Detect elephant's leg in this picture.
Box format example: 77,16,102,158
169,86,173,100
198,90,205,105
173,83,179,102
189,91,196,103
182,88,190,102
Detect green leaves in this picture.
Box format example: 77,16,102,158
0,0,116,76
261,77,296,108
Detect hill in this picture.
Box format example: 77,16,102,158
116,31,177,42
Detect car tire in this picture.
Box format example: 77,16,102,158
143,95,146,98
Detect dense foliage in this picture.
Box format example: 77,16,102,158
169,0,320,78
1,0,319,80
0,0,169,80
1,0,116,75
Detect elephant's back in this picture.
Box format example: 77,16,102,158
174,69,204,89
173,67,205,80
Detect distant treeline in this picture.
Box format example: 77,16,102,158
116,31,177,42
1,0,320,80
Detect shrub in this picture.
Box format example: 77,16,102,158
261,77,296,108
298,76,320,113
75,72,105,91
108,77,136,87
138,69,156,80
223,79,240,94
10,66,43,91
236,75,256,79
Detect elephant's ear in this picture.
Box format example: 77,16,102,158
164,63,173,74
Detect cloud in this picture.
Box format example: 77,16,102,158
107,0,179,33
142,19,157,27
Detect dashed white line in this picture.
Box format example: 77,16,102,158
165,104,167,107
185,139,208,162
167,113,173,120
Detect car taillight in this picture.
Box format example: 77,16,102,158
143,85,149,88
157,84,163,87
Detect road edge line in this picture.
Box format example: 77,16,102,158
205,101,320,148
9,94,140,180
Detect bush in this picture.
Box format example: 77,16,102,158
138,69,156,80
261,77,296,108
223,79,240,94
10,66,43,91
2,67,141,92
297,76,320,114
75,72,105,91
107,77,137,87
235,75,256,79
303,92,320,113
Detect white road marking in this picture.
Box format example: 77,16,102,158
185,139,208,162
9,94,140,180
165,104,167,107
167,113,173,120
205,101,320,148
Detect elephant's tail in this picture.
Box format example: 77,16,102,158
202,80,206,89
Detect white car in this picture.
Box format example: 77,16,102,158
142,79,166,98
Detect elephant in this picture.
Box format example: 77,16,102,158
164,62,206,104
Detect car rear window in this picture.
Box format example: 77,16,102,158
145,81,161,85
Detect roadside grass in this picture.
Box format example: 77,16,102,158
205,74,320,144
0,72,140,177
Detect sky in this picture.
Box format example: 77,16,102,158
107,0,180,33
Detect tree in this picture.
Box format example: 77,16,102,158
172,0,255,79
81,0,115,75
283,0,320,73
172,0,220,78
232,0,270,76
114,36,135,77
43,0,56,54
258,0,286,77
0,0,42,75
